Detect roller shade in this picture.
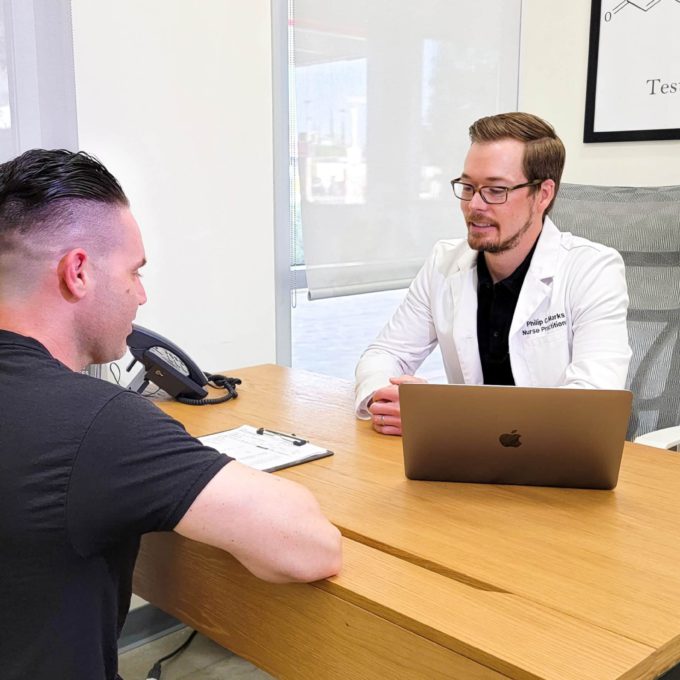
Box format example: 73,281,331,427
0,0,78,161
290,0,521,299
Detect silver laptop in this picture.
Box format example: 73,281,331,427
399,384,632,489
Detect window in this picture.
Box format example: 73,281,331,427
276,0,522,380
0,0,77,162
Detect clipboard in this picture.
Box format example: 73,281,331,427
199,424,333,472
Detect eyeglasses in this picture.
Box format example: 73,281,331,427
450,178,544,205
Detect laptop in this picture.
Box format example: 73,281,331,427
399,384,632,489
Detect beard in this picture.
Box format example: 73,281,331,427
466,209,534,254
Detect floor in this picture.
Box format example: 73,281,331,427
118,628,273,680
291,287,446,383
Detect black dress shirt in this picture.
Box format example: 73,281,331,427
476,243,537,385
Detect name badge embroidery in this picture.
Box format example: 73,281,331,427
521,312,566,336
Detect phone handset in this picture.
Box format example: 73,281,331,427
125,324,240,405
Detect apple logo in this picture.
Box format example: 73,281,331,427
499,429,522,447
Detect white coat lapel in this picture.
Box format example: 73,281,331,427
451,249,483,384
509,218,561,337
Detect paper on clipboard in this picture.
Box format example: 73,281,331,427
199,424,333,472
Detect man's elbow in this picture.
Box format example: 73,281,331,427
305,524,343,581
268,524,343,584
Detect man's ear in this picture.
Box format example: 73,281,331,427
537,179,555,214
58,249,90,301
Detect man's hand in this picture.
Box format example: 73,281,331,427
368,375,427,436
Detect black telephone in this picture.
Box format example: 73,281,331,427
125,324,240,405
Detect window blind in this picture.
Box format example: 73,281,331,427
0,0,78,161
290,0,522,299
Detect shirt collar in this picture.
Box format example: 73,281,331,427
476,236,540,293
0,329,52,355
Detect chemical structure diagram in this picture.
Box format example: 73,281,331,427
604,0,680,22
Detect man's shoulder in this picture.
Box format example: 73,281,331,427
0,339,131,426
80,378,173,429
558,231,616,254
546,216,617,256
558,234,624,277
430,237,468,254
428,238,474,269
57,369,132,410
416,238,478,284
36,368,163,436
548,220,623,266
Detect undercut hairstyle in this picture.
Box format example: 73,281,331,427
0,149,129,258
468,112,565,214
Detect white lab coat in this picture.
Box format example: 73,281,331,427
355,217,631,417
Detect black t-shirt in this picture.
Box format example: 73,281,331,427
476,244,537,385
0,330,232,680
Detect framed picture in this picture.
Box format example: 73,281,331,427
584,0,680,143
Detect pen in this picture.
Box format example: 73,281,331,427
256,427,308,446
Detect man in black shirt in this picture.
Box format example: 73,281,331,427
0,149,342,680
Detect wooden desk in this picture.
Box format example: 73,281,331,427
134,364,680,679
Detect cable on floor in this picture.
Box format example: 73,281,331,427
144,629,197,680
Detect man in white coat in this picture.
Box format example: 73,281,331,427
355,112,631,435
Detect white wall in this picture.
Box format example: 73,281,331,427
71,0,276,374
520,0,680,186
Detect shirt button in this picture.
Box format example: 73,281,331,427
493,331,499,338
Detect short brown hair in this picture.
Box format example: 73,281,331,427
468,112,565,214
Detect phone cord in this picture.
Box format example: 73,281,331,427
176,375,241,406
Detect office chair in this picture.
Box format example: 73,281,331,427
551,183,680,447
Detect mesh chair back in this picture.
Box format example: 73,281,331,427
551,184,680,440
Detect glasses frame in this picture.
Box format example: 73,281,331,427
450,178,544,205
